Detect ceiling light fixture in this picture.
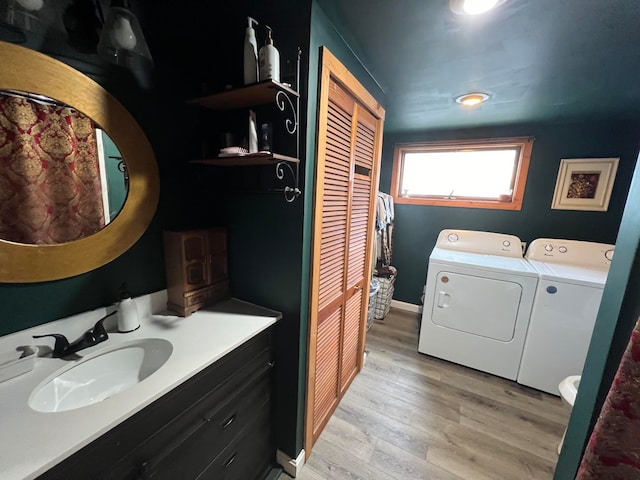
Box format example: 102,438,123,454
455,92,490,106
450,0,507,15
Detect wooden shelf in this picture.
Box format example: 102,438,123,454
190,152,299,167
187,81,299,111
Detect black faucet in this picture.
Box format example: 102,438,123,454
33,311,115,358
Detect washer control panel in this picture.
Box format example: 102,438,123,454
526,238,614,268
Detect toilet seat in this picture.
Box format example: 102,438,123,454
559,375,581,406
557,375,581,454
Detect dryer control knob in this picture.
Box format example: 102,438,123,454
558,246,567,253
447,233,459,242
544,244,553,252
605,249,614,261
503,240,511,247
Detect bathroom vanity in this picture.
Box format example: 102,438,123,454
0,291,280,480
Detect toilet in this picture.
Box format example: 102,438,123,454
558,375,581,454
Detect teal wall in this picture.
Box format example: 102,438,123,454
555,150,640,478
379,120,640,303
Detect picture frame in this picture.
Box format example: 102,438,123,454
551,158,619,211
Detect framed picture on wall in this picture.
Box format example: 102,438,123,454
551,158,619,211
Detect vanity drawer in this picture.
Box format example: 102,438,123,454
149,376,272,479
110,362,272,479
198,412,274,480
39,328,274,480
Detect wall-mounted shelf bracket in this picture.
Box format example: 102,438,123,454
276,161,301,203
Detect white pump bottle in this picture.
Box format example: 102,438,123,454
259,26,280,82
243,17,259,85
117,283,140,333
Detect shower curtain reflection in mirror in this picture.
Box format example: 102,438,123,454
0,92,123,245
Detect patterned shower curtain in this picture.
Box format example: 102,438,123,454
0,93,105,244
577,315,640,479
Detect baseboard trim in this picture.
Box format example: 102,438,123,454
390,300,421,313
276,449,306,477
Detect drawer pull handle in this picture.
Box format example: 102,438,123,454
224,453,237,468
221,413,236,429
135,461,149,480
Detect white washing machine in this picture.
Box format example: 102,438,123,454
418,229,539,380
517,239,614,395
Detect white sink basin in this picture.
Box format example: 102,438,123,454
29,338,173,413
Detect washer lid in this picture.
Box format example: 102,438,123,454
430,248,539,277
527,259,609,287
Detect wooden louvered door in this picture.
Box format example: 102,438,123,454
306,47,385,454
341,106,378,393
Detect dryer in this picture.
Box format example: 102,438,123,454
418,230,539,380
518,239,614,395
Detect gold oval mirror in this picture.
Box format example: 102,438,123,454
0,41,160,282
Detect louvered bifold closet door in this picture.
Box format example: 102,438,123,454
307,46,386,455
340,105,377,392
312,79,356,436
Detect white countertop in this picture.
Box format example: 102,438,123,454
0,291,280,480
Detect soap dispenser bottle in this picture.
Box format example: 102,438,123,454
259,25,280,82
243,16,259,85
117,283,140,333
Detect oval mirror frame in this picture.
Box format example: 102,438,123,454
0,41,160,283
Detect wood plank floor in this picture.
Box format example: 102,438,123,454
279,308,569,480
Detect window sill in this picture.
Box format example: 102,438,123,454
393,196,523,210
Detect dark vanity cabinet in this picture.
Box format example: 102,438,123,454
39,328,277,480
163,228,230,316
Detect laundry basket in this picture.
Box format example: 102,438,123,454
373,266,397,321
367,278,380,330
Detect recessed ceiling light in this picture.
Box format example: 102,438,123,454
450,0,507,15
455,93,490,106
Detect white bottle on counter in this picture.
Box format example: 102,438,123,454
118,283,140,333
259,25,280,82
243,17,259,85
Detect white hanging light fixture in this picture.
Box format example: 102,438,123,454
97,0,152,68
450,0,507,15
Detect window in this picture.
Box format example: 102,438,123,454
390,137,534,210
